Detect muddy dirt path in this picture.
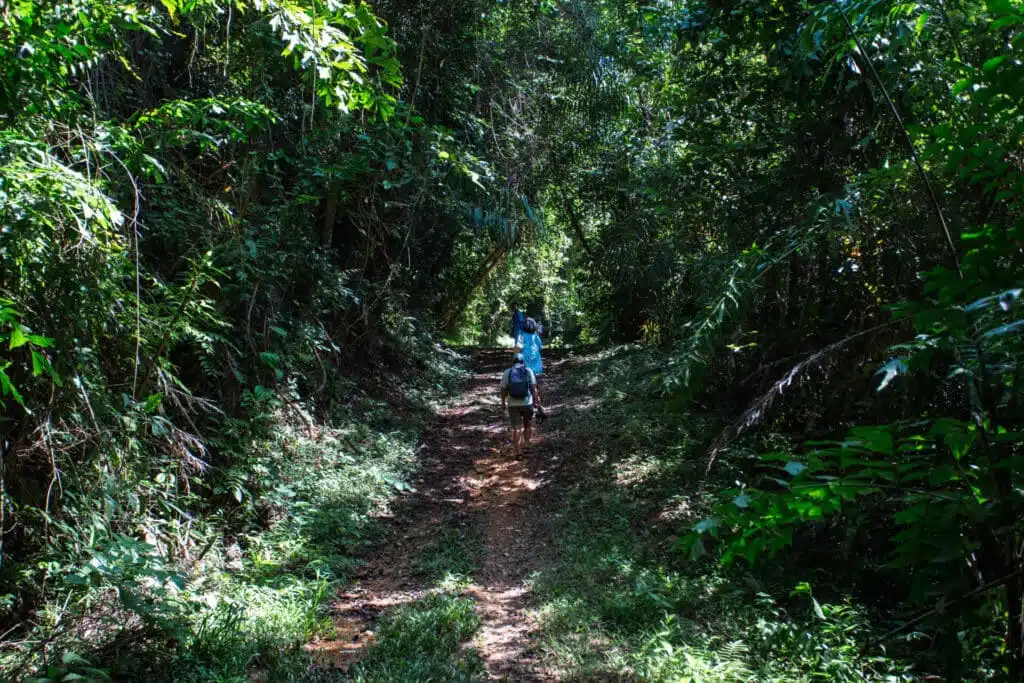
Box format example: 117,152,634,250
308,349,571,681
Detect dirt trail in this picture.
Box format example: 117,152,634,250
307,349,570,681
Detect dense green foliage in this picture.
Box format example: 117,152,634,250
481,0,1024,678
534,348,913,681
549,2,1024,680
0,0,507,678
2,0,1023,679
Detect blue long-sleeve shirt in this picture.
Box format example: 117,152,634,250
519,332,543,375
511,310,525,338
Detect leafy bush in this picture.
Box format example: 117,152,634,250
530,349,914,681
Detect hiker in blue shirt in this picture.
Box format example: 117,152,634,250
517,317,543,376
510,302,525,346
500,353,544,456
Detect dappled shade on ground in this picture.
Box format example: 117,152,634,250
307,349,572,681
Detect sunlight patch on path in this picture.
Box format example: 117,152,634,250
306,349,568,680
463,358,567,682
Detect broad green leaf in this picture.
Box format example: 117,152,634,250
30,350,62,387
928,465,959,484
62,651,94,666
26,334,53,348
987,0,1017,16
695,518,718,534
159,0,177,19
990,15,1024,30
9,326,28,349
951,78,972,96
0,366,25,408
876,358,909,391
914,12,929,34
811,596,826,620
983,55,1008,72
983,320,1024,338
144,393,163,413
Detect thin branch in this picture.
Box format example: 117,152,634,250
704,321,897,476
405,30,428,126
188,27,199,88
0,437,6,570
43,418,62,523
107,152,143,399
934,0,967,66
562,197,596,259
224,0,233,79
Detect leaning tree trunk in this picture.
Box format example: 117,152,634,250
439,243,509,333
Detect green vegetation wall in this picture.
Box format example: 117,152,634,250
0,0,553,677
3,0,1024,678
527,0,1024,678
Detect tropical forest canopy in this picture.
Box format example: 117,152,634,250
1,0,1023,680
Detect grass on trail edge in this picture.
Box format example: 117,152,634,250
307,404,488,683
527,346,916,683
16,346,471,683
412,520,486,589
24,345,921,683
329,592,486,683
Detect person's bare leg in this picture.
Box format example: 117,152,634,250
511,426,522,456
523,423,532,449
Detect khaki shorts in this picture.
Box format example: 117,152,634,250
508,405,535,427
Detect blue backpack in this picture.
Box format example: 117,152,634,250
507,364,530,398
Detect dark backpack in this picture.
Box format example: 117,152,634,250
507,365,530,398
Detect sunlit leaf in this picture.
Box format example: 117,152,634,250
983,55,1008,72
983,320,1024,338
876,358,909,392
9,326,29,349
784,461,807,477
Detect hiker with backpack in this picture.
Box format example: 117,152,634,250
500,352,545,456
510,302,525,346
516,316,543,377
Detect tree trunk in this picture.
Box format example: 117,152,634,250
563,197,596,259
321,182,340,248
440,244,508,332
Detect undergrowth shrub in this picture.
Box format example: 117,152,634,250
4,340,467,681
530,348,913,682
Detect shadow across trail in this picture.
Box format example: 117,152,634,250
308,348,572,681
